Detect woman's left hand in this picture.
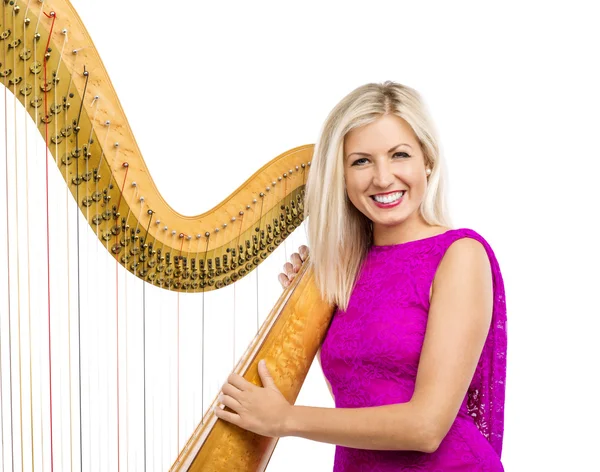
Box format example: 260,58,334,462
214,360,293,438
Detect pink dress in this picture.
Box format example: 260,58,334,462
320,228,507,471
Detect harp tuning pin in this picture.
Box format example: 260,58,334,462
24,18,30,25
172,230,176,236
179,233,185,239
114,142,119,147
139,196,145,202
62,29,68,35
164,226,168,231
259,192,265,197
205,232,210,237
14,5,20,13
272,181,276,186
231,217,236,222
122,162,129,168
105,120,110,126
94,95,99,100
156,219,161,224
283,173,287,178
131,182,137,187
187,235,192,240
147,209,153,215
253,198,257,203
246,205,250,210
289,169,293,174
223,223,227,228
295,165,299,170
308,161,311,166
301,163,306,168
266,186,270,192
215,228,219,233
239,211,244,216
196,234,201,239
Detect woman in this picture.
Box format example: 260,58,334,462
214,81,507,471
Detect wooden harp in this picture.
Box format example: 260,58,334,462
0,1,335,470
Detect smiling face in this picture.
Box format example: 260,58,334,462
343,113,431,245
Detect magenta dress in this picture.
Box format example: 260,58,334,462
320,228,507,471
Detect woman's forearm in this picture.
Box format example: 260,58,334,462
282,402,436,453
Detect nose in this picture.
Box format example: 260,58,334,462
372,159,394,189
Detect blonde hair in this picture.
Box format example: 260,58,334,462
305,81,452,310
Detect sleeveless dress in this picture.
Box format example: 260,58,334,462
319,228,507,471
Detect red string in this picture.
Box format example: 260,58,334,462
42,11,57,472
116,163,129,213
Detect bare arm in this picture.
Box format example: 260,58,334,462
281,238,494,452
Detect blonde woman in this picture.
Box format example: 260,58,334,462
215,82,507,471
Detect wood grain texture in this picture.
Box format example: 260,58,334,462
1,0,314,292
171,259,334,471
1,2,333,469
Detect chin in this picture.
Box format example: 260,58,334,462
377,218,408,228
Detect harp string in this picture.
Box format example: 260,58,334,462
233,204,246,369
115,239,121,472
10,6,27,470
41,9,57,471
201,235,210,425
176,235,188,455
124,240,129,471
2,6,14,471
142,279,147,471
30,8,44,470
54,24,71,472
12,4,23,471
22,2,37,468
2,2,317,469
257,189,265,331
59,43,75,472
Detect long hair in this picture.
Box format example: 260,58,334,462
305,81,452,310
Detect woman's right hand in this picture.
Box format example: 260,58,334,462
278,245,309,288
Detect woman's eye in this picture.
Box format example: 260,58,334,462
393,152,410,158
352,158,369,166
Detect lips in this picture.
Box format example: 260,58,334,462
370,190,405,208
371,190,406,204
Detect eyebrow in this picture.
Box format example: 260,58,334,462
346,143,413,159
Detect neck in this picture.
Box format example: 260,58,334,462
372,214,433,246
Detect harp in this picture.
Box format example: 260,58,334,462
0,1,335,470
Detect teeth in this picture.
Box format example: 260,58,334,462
373,191,405,204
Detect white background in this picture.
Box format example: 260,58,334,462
2,0,600,471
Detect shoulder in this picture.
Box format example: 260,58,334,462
447,237,490,272
433,234,493,292
446,227,492,247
